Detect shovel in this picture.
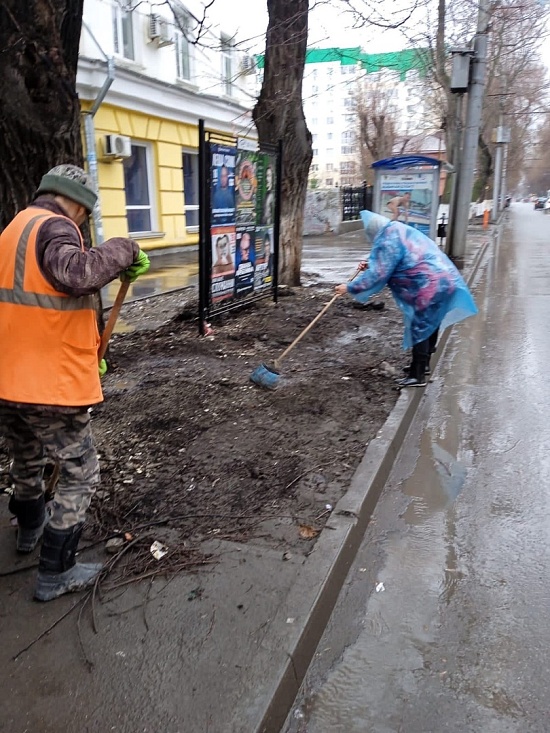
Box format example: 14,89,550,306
98,279,131,363
250,266,362,390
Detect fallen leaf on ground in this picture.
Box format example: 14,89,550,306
299,524,320,540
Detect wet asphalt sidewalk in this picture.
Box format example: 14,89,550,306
0,221,490,733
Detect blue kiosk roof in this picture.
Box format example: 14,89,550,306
372,155,442,170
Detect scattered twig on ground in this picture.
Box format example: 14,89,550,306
0,562,38,577
77,593,94,672
13,597,85,661
283,463,332,493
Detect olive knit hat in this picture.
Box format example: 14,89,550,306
36,164,98,213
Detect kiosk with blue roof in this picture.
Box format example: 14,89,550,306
372,155,447,241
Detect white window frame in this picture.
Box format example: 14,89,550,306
221,34,233,96
124,142,157,236
112,1,135,61
175,11,193,81
182,148,199,234
178,29,193,82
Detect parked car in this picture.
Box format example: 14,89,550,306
534,197,547,210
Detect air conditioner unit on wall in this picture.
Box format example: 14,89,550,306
102,134,132,160
149,14,175,47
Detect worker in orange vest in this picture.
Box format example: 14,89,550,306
0,164,150,601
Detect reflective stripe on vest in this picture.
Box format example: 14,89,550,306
0,214,94,311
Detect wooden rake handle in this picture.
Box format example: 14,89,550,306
98,279,130,362
274,265,362,369
275,293,341,368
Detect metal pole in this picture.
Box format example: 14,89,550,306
500,143,509,212
445,94,464,256
450,0,490,267
198,119,208,335
492,140,503,223
83,57,115,245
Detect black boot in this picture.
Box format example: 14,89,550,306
397,357,428,388
8,495,48,554
34,524,102,602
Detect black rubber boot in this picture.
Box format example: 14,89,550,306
8,495,48,554
397,356,428,388
34,524,102,602
410,356,429,383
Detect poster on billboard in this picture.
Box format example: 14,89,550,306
378,170,437,237
235,149,258,225
234,226,256,297
254,227,274,291
200,123,280,327
256,153,276,227
211,226,236,303
211,143,236,225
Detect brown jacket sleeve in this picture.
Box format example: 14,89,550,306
37,217,140,297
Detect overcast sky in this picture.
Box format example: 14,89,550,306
213,0,411,54
213,0,550,71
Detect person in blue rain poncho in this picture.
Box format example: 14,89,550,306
335,210,478,387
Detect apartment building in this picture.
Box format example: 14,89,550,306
294,47,430,188
78,0,256,250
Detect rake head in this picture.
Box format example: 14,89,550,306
250,362,280,390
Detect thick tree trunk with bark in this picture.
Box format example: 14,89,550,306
253,0,312,286
0,0,84,230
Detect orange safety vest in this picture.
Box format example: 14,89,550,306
0,207,102,406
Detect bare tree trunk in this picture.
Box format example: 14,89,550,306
0,0,84,230
253,0,312,286
477,134,492,201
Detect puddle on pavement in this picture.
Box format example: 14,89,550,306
101,261,199,310
100,260,199,334
402,434,469,525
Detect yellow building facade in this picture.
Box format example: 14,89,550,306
86,102,200,250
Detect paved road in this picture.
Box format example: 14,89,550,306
285,203,550,733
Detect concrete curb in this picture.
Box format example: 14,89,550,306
247,235,492,733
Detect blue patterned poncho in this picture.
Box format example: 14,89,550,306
346,211,478,349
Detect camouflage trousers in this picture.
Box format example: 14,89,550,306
0,405,100,530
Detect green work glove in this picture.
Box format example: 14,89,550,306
99,359,108,378
122,249,150,283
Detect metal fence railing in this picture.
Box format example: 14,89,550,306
341,182,373,221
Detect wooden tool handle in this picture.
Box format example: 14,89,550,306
275,293,341,367
98,279,130,362
273,265,362,369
